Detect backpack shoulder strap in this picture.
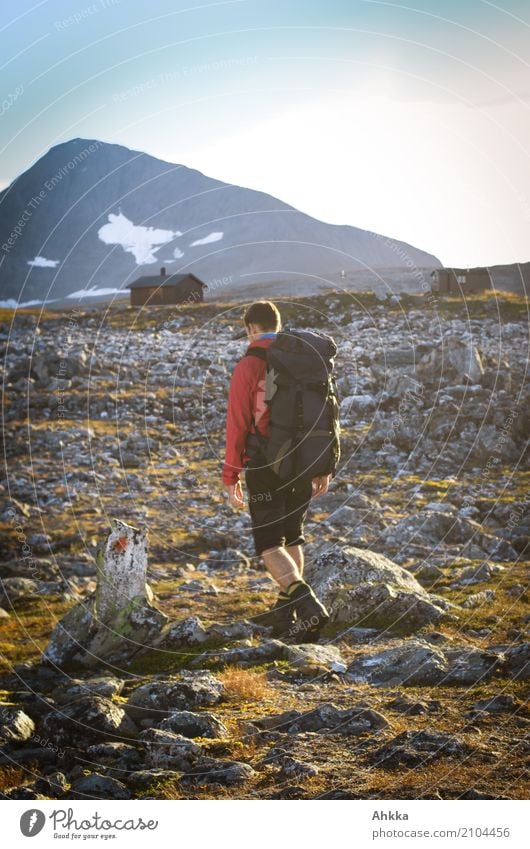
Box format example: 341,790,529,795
245,347,268,362
243,346,268,436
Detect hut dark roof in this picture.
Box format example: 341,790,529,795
127,273,207,290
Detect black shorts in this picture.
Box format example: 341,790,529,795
244,463,313,556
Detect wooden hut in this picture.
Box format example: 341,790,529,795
128,267,207,306
430,267,492,295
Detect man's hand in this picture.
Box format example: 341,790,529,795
311,474,331,498
225,481,245,509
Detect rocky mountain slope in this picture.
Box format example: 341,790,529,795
0,137,440,304
0,291,528,800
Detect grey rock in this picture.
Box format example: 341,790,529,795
347,641,503,686
156,616,208,648
41,696,137,748
34,771,69,796
206,548,251,570
69,772,131,799
140,728,201,770
125,672,224,720
371,730,472,768
181,757,255,785
462,590,496,608
304,546,447,631
284,643,346,671
502,643,530,680
0,708,35,743
260,748,319,778
0,577,39,603
158,710,228,739
469,694,519,714
443,648,503,684
191,639,287,669
346,641,448,686
251,702,388,734
457,562,504,585
54,676,125,704
126,769,182,790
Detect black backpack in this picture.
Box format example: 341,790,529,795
244,328,341,481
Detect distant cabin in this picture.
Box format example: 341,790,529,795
430,267,491,295
127,268,208,306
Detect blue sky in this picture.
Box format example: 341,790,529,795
1,0,529,266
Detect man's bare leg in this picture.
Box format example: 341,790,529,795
261,545,301,591
286,544,304,577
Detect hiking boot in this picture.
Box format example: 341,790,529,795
285,580,330,643
249,593,296,637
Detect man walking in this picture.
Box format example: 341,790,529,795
222,300,331,642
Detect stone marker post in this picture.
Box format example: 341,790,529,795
43,519,168,669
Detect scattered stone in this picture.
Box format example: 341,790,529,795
155,616,208,648
501,643,530,680
469,695,519,715
443,648,503,684
190,639,287,669
53,676,125,704
41,696,137,748
250,702,388,734
347,641,448,686
371,730,472,768
385,696,432,715
157,710,228,739
284,643,345,671
125,672,224,721
69,773,132,799
0,708,35,743
34,771,69,796
260,748,318,779
140,728,201,770
126,769,181,791
180,757,255,786
462,590,496,608
457,562,504,585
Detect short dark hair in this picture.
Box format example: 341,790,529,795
244,300,281,331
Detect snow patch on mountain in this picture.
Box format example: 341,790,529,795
97,212,180,264
67,286,128,299
189,231,224,246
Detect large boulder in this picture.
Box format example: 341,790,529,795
139,729,201,771
0,708,35,743
370,730,473,768
250,702,389,734
382,509,518,560
346,641,504,686
157,711,228,739
41,696,137,749
304,546,449,632
125,672,224,721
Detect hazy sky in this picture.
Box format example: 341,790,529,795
1,0,529,267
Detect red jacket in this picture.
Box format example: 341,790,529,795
222,336,275,485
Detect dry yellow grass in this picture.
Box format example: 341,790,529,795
218,666,275,702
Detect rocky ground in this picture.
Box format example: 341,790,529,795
0,289,529,800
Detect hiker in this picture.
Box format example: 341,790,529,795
222,300,340,642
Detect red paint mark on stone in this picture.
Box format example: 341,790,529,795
113,536,128,552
